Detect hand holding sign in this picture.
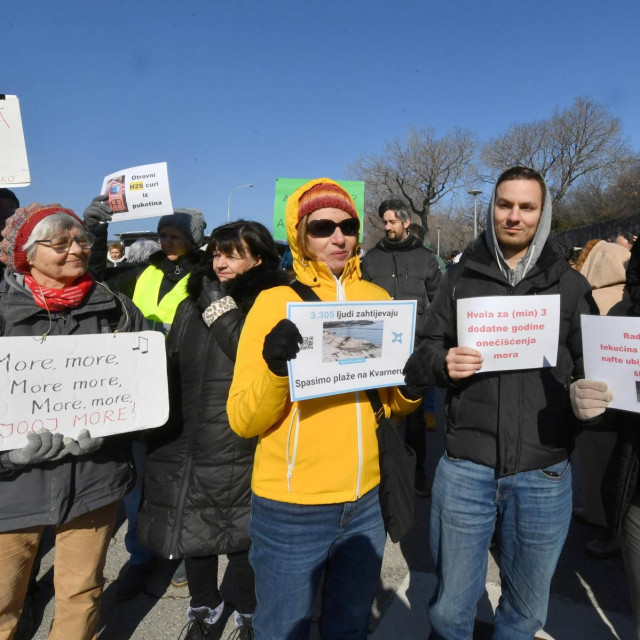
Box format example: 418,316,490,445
569,379,612,421
62,429,104,456
263,319,303,377
0,429,66,470
402,345,433,398
446,346,483,380
83,195,113,225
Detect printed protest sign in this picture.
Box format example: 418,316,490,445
582,315,640,413
273,178,365,242
457,295,560,372
0,331,168,452
101,162,173,222
0,95,30,187
287,300,416,401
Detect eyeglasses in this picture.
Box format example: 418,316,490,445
34,232,95,253
306,218,360,238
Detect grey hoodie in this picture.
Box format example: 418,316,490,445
484,170,553,286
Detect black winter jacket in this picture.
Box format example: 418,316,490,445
601,244,640,536
0,272,148,532
419,235,597,476
137,263,290,559
601,411,640,537
361,236,442,331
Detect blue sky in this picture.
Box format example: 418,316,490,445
4,0,639,238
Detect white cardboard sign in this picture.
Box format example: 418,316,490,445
456,295,560,372
582,315,640,414
0,331,169,452
100,162,173,221
0,95,30,187
286,300,416,401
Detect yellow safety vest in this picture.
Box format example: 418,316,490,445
132,265,191,334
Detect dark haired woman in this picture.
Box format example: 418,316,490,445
137,220,288,639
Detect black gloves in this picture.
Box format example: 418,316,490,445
83,195,113,226
401,347,432,400
262,319,303,377
199,283,238,327
197,281,226,311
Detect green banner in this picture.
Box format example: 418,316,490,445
272,178,365,242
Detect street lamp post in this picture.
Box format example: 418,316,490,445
468,189,482,240
227,183,254,223
436,225,442,257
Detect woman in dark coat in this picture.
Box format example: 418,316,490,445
137,220,288,639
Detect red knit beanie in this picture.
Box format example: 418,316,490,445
297,183,358,223
0,203,85,274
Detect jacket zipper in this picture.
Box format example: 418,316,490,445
355,391,363,499
167,309,203,557
286,408,300,492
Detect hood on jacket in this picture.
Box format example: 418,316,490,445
285,178,361,287
579,240,630,290
485,167,553,285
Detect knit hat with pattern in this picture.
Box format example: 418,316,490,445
157,208,207,247
0,203,84,274
297,183,358,222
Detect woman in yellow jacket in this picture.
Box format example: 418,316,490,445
227,178,420,639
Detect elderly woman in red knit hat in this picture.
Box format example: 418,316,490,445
0,203,147,640
227,179,421,639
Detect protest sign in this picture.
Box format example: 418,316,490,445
582,315,640,413
457,295,560,372
0,95,30,187
287,300,416,401
273,178,365,242
101,162,173,222
0,331,168,452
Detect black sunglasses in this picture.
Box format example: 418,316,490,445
306,218,360,238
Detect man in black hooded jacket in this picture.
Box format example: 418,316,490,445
404,166,606,639
361,199,441,494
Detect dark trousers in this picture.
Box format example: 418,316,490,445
404,400,426,469
185,550,256,614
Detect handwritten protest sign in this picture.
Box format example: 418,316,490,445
287,300,416,401
0,331,168,452
0,95,30,187
457,295,560,372
101,162,173,222
582,315,640,414
273,178,365,242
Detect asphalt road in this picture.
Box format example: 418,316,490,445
15,390,636,639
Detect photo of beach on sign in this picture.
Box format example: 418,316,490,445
322,320,383,363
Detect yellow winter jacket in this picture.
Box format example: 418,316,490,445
227,178,419,505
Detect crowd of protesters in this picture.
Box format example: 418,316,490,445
0,169,639,640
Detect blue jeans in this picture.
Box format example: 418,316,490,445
429,453,572,640
249,487,386,640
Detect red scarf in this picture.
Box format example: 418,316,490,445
25,272,94,312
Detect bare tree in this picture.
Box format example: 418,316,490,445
482,97,629,207
556,154,640,229
348,126,476,236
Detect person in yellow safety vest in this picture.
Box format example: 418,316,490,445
83,197,207,333
82,197,207,599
